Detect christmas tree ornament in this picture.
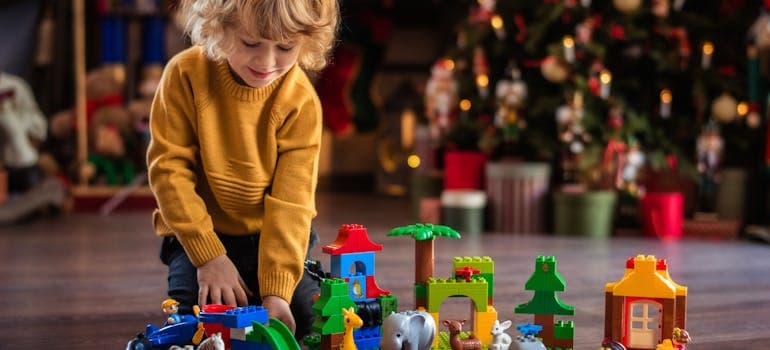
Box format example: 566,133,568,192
652,0,670,18
747,110,762,128
473,47,491,98
701,41,714,69
750,11,770,49
576,18,595,44
469,0,497,25
711,93,738,123
696,120,723,211
622,141,645,192
541,55,570,83
425,59,459,142
491,14,506,40
562,35,576,63
613,0,642,14
599,69,612,99
607,107,624,130
556,105,573,126
660,89,673,118
749,11,770,77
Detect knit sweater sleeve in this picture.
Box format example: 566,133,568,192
146,56,225,267
259,89,321,302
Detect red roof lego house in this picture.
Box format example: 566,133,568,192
604,255,687,350
322,224,383,255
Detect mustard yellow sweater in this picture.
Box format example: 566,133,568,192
147,46,321,303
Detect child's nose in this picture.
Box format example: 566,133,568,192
254,47,276,67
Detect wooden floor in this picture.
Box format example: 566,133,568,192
0,191,769,349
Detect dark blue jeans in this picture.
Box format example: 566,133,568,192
160,228,320,340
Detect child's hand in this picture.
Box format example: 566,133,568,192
263,295,295,334
197,255,253,306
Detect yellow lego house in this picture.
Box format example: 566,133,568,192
604,255,687,349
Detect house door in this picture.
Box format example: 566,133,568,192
627,300,661,348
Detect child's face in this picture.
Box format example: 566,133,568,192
227,25,302,88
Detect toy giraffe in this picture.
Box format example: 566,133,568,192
341,307,363,350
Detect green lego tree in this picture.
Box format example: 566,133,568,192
515,256,575,349
311,278,356,350
387,223,461,308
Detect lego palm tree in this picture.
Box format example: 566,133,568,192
387,223,460,308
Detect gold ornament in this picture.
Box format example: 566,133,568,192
710,93,738,123
613,0,642,14
541,55,569,83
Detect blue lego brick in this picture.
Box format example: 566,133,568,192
330,252,376,278
231,339,271,350
199,305,268,329
348,274,368,301
516,323,543,337
354,326,382,350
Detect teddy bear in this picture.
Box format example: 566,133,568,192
46,65,139,186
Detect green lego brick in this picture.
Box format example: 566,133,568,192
312,294,357,317
312,314,347,335
303,334,321,350
415,283,427,299
554,320,575,339
321,278,351,296
524,256,566,292
515,290,575,316
452,256,494,274
478,273,495,298
379,294,398,321
426,277,488,312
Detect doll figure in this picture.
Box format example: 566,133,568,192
0,72,47,194
695,121,723,211
162,298,182,325
425,59,459,143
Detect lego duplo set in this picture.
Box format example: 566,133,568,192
131,223,690,350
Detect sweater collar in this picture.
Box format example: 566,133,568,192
216,60,292,102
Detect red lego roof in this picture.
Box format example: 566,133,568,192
322,224,383,255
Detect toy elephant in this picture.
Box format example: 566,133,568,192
381,310,436,350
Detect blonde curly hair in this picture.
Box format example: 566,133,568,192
179,0,339,71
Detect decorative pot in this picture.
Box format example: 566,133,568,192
553,190,617,237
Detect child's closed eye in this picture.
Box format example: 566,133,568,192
242,39,259,48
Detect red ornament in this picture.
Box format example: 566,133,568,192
610,25,625,40
667,154,678,170
718,65,737,77
588,76,601,96
607,114,624,130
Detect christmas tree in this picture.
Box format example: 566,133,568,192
426,0,767,216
